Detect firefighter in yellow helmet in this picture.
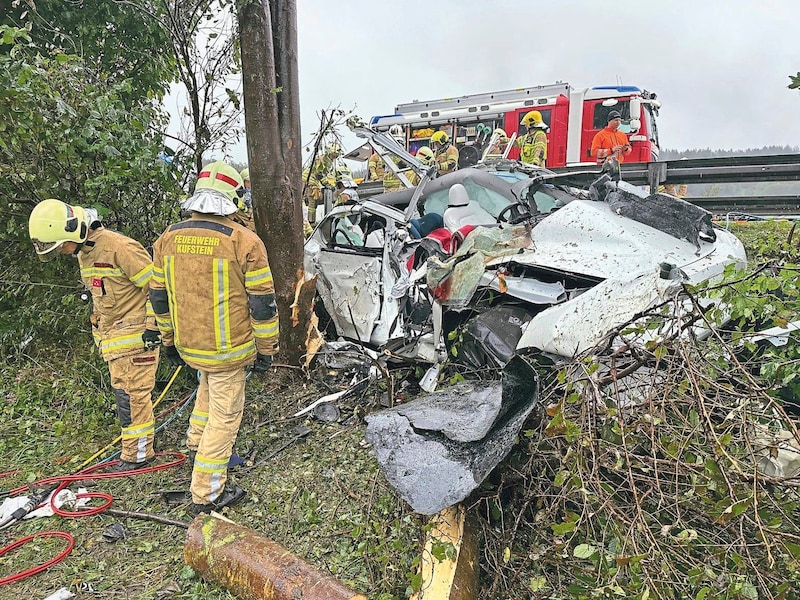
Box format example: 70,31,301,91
28,199,160,472
431,130,459,175
150,160,279,514
485,128,510,160
231,167,256,232
407,146,436,186
516,111,548,167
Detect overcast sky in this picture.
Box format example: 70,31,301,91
230,0,800,163
217,0,800,162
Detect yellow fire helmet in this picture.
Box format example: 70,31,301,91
416,146,435,166
493,128,509,141
520,110,544,127
28,199,91,262
182,160,244,216
239,168,250,182
431,131,449,145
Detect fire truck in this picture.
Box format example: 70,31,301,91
369,82,662,168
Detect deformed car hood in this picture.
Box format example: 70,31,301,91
497,199,746,282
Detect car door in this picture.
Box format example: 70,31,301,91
314,210,384,344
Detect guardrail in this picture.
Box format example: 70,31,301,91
688,195,800,217
550,154,800,187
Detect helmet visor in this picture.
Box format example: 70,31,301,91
31,239,64,262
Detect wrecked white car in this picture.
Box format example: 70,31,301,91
304,158,746,377
303,129,748,515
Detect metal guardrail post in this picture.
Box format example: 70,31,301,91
648,161,667,194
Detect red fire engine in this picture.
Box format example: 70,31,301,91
369,82,662,168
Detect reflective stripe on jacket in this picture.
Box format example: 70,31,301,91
435,144,459,175
78,228,155,361
516,129,547,166
150,214,279,372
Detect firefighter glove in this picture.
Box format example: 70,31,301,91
163,344,185,367
142,329,162,350
252,353,273,373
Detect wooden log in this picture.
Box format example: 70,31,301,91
184,514,366,600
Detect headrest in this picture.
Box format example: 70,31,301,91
448,183,470,208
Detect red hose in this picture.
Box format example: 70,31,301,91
6,451,186,498
0,531,75,585
0,452,187,583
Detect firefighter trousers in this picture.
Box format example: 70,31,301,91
186,367,246,505
108,348,158,464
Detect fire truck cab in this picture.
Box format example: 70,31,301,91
370,83,662,168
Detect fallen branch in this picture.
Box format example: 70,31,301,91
104,508,189,529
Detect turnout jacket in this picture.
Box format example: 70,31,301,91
78,227,155,361
515,129,548,167
434,144,459,175
149,214,279,372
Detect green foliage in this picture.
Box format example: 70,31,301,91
477,225,800,598
0,27,185,357
1,1,177,103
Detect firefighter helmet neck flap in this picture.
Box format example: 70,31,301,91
416,146,435,166
182,161,245,216
28,199,99,261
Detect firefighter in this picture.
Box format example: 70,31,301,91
516,111,548,167
150,160,279,514
660,157,689,198
231,167,256,232
368,148,403,192
28,199,160,472
661,183,688,198
303,143,339,224
367,134,405,192
431,131,459,175
335,166,359,205
486,128,510,159
590,110,632,164
408,146,436,186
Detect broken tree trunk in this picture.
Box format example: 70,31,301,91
185,515,366,600
411,505,479,600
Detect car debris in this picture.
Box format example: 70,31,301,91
305,127,747,378
364,355,539,515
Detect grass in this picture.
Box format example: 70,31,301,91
0,358,421,599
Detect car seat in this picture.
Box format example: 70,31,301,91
442,183,496,232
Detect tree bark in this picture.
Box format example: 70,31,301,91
238,0,315,366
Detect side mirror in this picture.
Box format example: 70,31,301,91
628,118,641,132
629,97,641,119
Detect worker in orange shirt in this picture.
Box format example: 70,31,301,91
590,111,632,164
